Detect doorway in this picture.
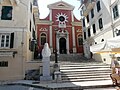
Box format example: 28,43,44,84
59,37,66,54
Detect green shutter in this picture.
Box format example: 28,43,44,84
10,33,14,48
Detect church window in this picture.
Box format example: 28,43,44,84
59,16,65,22
56,13,68,28
40,33,46,45
1,6,13,20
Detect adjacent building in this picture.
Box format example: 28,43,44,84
0,0,37,80
36,1,83,55
80,0,120,64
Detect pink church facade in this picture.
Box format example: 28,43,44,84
37,1,83,54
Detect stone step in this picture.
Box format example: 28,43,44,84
60,68,110,72
62,74,110,79
60,64,110,67
62,77,111,82
60,65,110,68
61,72,110,77
59,60,111,82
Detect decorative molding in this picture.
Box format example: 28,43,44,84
0,49,17,57
39,28,48,31
76,29,82,33
56,12,68,28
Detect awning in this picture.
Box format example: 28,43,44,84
107,36,120,49
90,36,120,53
90,42,106,53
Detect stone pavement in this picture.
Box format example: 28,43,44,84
7,79,115,90
85,87,116,90
6,59,115,90
1,55,117,90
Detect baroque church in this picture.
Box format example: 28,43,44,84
36,1,83,55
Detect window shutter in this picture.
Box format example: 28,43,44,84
10,33,14,48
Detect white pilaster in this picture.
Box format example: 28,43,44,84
49,26,52,47
71,11,76,53
72,27,76,47
66,34,69,54
49,10,53,51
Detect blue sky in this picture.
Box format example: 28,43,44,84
38,0,80,20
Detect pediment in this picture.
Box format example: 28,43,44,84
47,1,75,10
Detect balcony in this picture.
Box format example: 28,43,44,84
82,0,96,16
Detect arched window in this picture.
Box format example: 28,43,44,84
78,34,83,46
40,33,46,45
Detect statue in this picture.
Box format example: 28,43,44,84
42,43,51,57
40,43,52,81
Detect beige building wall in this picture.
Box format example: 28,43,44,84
0,0,38,81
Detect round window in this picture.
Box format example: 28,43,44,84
59,16,65,22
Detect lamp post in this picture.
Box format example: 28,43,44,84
55,49,58,63
54,28,58,63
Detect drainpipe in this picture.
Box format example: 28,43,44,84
21,28,24,79
109,0,114,37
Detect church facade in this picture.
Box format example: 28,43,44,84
37,1,83,54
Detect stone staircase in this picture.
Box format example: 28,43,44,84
60,62,111,82
51,53,87,62
57,54,111,82
26,54,112,84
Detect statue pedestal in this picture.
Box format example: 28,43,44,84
40,76,52,81
40,57,52,81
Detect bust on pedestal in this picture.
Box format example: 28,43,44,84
40,43,52,81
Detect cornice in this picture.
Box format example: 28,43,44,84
47,1,74,10
36,20,53,25
71,22,82,26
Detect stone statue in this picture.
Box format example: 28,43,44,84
42,43,51,57
40,43,52,81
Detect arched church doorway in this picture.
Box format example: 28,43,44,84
59,37,66,54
